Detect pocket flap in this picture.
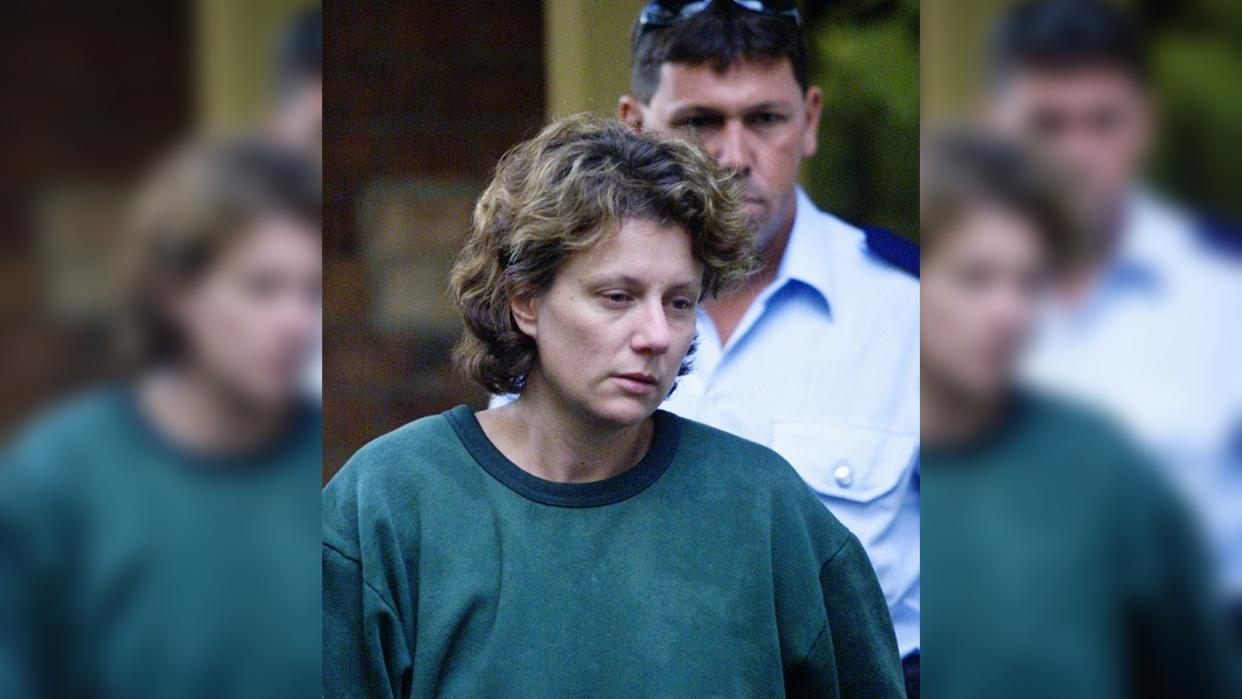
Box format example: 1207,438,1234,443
771,420,916,502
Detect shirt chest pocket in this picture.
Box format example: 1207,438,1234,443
771,419,916,503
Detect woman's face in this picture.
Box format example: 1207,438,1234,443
513,218,703,427
921,204,1050,398
172,214,322,407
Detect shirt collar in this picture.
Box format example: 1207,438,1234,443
1054,189,1176,328
767,187,837,308
1106,188,1186,292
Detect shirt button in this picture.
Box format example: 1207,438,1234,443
833,464,853,488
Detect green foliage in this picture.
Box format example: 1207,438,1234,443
1147,5,1242,223
801,0,920,240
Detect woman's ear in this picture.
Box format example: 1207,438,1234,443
510,292,538,339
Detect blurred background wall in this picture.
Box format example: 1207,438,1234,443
198,0,316,126
924,0,1242,225
321,1,546,476
321,0,918,479
0,0,316,437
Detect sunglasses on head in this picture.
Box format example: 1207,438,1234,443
638,0,802,34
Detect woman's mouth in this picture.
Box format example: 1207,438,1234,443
612,372,659,396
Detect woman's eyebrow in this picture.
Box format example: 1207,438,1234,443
667,280,702,295
583,273,643,288
584,274,700,293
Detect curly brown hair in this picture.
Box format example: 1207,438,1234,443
922,128,1085,273
449,113,758,395
118,134,321,365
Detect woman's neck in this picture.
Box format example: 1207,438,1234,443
921,372,1007,448
137,366,291,456
478,376,653,484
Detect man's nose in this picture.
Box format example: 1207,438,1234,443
712,121,752,176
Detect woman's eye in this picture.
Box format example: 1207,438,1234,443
602,292,632,305
244,274,284,299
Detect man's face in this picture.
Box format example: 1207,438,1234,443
513,218,702,427
922,205,1050,398
173,215,322,407
989,67,1152,227
621,57,821,250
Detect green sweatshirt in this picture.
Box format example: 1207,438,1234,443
922,390,1241,698
322,406,904,698
0,386,322,699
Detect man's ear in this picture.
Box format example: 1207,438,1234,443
801,86,823,157
510,292,539,339
618,95,645,133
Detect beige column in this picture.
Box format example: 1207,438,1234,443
543,0,648,119
196,0,313,126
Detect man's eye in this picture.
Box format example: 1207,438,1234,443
1030,112,1066,138
1089,109,1123,134
679,115,721,130
669,297,695,311
602,292,632,305
748,112,785,127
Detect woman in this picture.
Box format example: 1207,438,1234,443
1,135,323,698
322,114,904,698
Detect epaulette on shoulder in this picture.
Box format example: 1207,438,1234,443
862,225,919,278
1195,215,1242,263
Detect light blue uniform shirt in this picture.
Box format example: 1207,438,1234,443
662,188,921,656
1023,189,1242,596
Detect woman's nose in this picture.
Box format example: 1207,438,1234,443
631,301,672,354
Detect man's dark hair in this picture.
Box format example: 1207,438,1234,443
989,0,1147,88
275,5,322,99
630,1,808,103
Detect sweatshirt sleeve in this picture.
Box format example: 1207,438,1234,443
1122,465,1242,698
0,437,80,698
792,533,907,698
322,542,412,699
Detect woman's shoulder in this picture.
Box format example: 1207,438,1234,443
325,409,465,492
666,412,853,549
671,413,792,472
1019,390,1149,466
322,409,474,556
4,385,133,476
1013,389,1176,513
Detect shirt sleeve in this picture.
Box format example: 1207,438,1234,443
791,533,907,698
322,543,412,699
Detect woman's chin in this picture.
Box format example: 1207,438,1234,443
586,395,656,428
